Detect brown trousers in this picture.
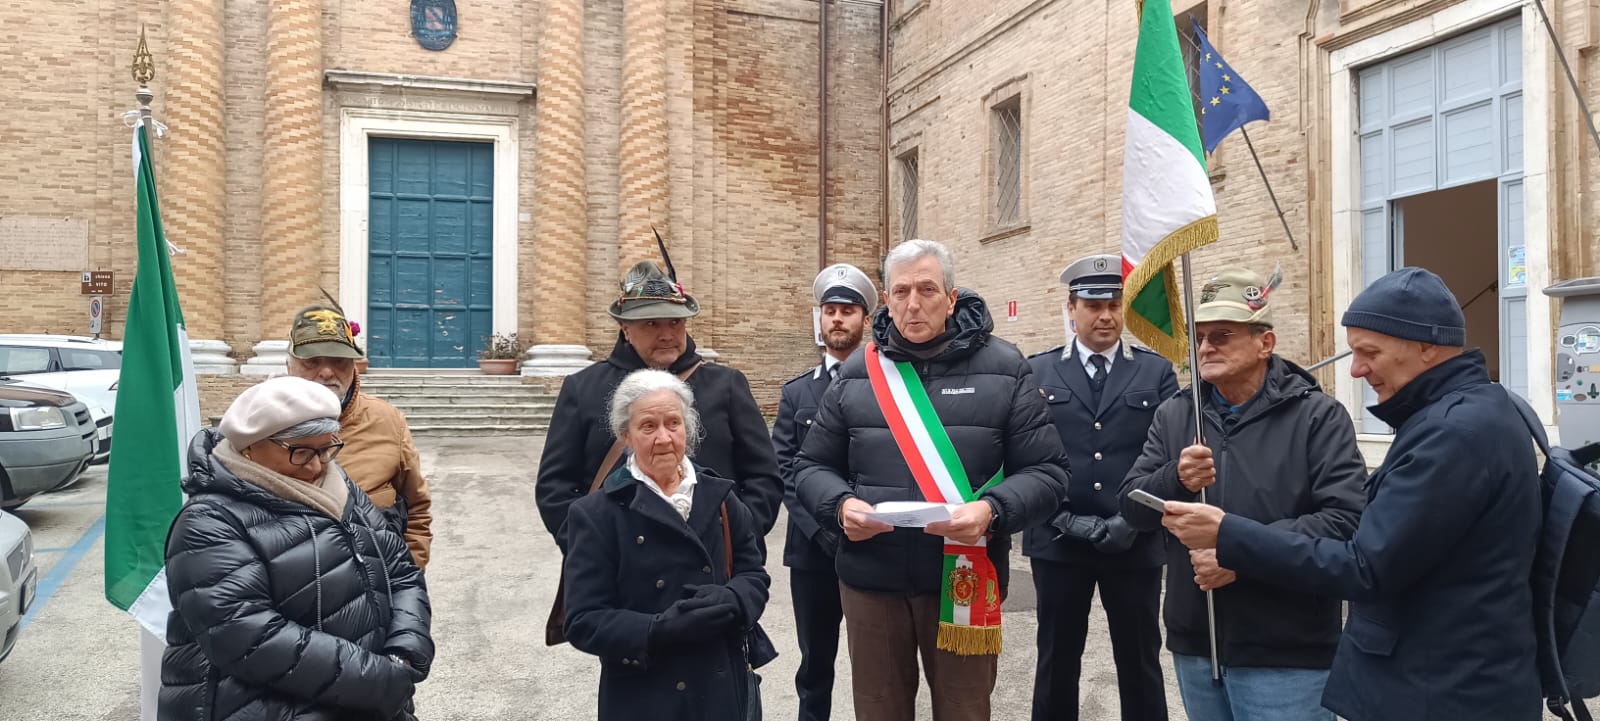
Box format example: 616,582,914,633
840,583,1000,721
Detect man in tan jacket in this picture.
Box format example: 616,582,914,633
285,305,434,568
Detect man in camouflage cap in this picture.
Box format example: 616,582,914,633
535,260,782,553
285,304,434,568
1120,267,1365,721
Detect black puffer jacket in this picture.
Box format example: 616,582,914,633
794,290,1070,594
160,429,433,721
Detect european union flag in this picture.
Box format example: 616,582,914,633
1195,18,1270,153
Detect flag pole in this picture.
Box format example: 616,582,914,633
1237,127,1299,252
131,26,166,721
1180,253,1222,684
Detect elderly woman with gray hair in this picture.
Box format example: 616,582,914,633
563,368,771,721
160,376,432,721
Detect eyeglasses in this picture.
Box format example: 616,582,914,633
272,437,345,466
1196,328,1267,348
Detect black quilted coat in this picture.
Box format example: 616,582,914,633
159,429,433,721
794,290,1071,595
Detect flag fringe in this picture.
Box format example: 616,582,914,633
937,623,1004,656
1124,215,1219,363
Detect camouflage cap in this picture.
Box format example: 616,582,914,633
608,261,701,322
288,305,365,359
1196,267,1280,327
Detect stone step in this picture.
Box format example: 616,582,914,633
365,390,552,402
383,401,554,412
405,411,551,426
359,374,532,387
410,423,547,436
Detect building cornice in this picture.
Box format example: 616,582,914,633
324,70,536,99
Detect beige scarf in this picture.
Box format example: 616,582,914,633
215,439,350,520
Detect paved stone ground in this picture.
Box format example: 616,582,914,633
0,435,1189,720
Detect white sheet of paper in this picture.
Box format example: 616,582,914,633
866,501,960,528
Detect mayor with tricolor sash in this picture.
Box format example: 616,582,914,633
795,239,1070,721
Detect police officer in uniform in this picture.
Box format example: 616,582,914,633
771,263,877,721
1025,255,1178,721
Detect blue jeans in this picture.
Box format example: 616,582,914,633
1171,653,1334,721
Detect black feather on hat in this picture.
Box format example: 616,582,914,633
608,230,701,321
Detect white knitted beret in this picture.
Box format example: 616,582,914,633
220,376,341,450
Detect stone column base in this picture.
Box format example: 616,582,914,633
189,339,237,375
240,340,290,377
522,344,594,376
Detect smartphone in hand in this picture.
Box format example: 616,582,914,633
1127,489,1167,513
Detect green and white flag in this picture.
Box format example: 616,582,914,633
105,116,201,638
1120,0,1219,364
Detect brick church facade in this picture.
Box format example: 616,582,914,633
7,0,1600,440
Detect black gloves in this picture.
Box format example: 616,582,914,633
682,583,749,626
1049,510,1108,544
1092,514,1137,554
1050,511,1139,555
649,594,739,647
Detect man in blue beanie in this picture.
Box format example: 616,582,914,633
1160,266,1543,721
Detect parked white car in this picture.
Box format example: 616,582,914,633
0,336,118,464
0,510,37,662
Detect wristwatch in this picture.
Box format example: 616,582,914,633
981,497,1001,533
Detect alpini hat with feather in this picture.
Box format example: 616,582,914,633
288,292,364,360
608,229,701,322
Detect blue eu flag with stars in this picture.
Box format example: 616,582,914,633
1195,18,1270,153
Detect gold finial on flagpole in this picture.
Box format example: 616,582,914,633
133,25,155,119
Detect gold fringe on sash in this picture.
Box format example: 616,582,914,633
937,623,1004,656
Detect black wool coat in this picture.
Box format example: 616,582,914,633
563,466,771,721
1217,350,1543,721
772,362,838,570
160,429,433,721
1023,341,1179,567
535,334,783,550
794,291,1071,595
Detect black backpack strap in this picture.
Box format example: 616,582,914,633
1578,699,1594,721
1503,387,1553,456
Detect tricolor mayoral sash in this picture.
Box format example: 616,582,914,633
864,341,1004,656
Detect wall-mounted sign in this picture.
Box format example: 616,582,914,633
411,0,458,51
81,270,114,296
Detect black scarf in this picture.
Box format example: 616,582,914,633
885,318,958,361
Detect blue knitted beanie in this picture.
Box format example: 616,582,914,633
1341,267,1465,346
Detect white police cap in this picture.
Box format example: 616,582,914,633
813,263,879,314
1059,254,1124,301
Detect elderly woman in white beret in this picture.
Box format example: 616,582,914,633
160,376,433,721
562,368,771,721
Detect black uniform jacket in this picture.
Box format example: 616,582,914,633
160,430,432,721
772,361,838,570
1023,341,1178,566
535,334,783,550
563,465,771,721
1217,350,1542,721
794,290,1070,595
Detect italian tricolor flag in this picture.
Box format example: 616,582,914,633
105,117,201,640
1121,0,1219,364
